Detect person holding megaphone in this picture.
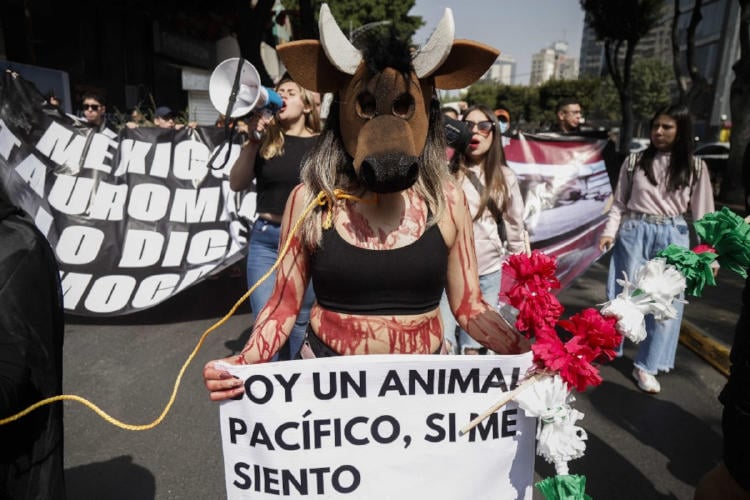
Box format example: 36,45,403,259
229,73,321,361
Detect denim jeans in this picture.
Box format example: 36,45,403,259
246,219,315,361
607,215,689,374
440,270,501,354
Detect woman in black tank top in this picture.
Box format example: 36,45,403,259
204,19,531,402
228,76,320,361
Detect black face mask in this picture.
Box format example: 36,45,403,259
357,152,419,193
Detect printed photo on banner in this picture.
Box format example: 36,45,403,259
504,133,611,290
218,353,536,499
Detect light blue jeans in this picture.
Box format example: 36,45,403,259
607,215,689,374
440,270,501,354
247,218,315,361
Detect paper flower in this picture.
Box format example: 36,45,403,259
694,206,750,278
657,244,717,297
505,250,561,292
536,474,592,500
632,258,687,320
600,296,647,343
509,289,564,336
532,329,602,392
557,308,621,362
504,250,564,336
514,374,587,475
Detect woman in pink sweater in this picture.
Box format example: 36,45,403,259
599,104,714,394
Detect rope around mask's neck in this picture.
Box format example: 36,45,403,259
0,189,376,431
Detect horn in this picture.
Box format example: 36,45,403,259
413,8,455,79
319,3,362,75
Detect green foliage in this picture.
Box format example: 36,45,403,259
281,0,424,42
580,0,664,44
630,58,672,124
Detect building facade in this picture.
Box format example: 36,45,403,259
529,41,579,86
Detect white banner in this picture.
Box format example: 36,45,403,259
219,353,536,499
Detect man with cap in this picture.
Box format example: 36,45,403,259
494,106,511,146
154,106,176,129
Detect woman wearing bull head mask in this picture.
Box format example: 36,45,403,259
204,8,530,400
229,74,321,361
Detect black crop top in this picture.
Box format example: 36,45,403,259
256,135,317,215
310,222,448,315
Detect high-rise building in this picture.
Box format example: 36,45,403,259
529,41,579,86
578,0,739,135
482,53,516,85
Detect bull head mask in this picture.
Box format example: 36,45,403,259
277,4,499,193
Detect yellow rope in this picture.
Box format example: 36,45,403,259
0,189,367,430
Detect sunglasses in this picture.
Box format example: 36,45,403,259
464,120,494,136
82,104,100,111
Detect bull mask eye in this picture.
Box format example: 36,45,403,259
356,91,377,119
392,93,415,119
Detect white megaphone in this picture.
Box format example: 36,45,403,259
208,58,283,118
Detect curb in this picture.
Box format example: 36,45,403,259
679,319,730,377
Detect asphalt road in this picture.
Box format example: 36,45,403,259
60,257,738,500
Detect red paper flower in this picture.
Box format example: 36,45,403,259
557,308,622,362
692,243,717,255
531,328,602,392
505,250,561,292
512,290,564,336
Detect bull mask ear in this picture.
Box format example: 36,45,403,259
431,40,500,90
319,3,362,75
413,8,455,79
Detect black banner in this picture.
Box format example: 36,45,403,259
0,72,255,316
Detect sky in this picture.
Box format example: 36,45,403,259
409,0,586,85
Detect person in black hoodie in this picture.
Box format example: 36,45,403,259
0,181,66,499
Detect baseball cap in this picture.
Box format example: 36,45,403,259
494,108,510,123
154,106,174,119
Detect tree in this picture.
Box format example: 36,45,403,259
237,0,277,87
581,0,664,153
281,0,423,43
671,0,711,108
723,0,750,207
630,58,673,133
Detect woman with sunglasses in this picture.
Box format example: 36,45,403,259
441,105,526,354
229,75,321,361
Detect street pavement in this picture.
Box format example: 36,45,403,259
60,255,742,499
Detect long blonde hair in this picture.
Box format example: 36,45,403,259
297,95,450,248
260,77,321,160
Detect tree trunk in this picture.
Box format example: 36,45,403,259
236,0,276,88
722,0,750,208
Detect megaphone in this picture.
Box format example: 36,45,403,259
208,58,283,118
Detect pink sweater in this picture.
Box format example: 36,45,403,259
602,152,715,238
461,165,526,275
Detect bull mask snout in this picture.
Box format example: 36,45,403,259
359,153,419,193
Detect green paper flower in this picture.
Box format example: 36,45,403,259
694,207,750,278
536,474,592,500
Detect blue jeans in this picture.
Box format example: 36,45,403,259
607,215,689,374
440,270,501,354
246,219,315,361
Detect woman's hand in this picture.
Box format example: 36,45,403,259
599,236,614,252
203,359,245,402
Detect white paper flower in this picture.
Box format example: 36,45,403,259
633,258,687,320
600,296,647,343
514,375,587,475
